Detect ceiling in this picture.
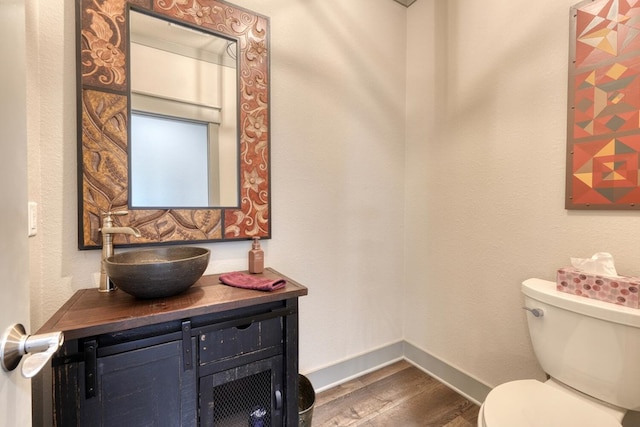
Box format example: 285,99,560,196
394,0,417,6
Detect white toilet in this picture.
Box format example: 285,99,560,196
478,278,640,427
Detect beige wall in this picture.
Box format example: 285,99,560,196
405,0,640,389
239,0,408,372
26,0,640,397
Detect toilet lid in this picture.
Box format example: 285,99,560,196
482,380,621,427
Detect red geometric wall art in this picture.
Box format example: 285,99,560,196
567,0,640,209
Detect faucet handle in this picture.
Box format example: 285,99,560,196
101,211,129,228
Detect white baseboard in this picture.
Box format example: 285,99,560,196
403,341,490,405
303,340,490,405
303,341,404,392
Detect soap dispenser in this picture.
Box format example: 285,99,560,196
248,237,264,274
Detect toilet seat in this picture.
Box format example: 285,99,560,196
480,380,621,427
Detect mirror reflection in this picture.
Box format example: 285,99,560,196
129,10,239,208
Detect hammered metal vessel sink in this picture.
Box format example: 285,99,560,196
105,247,210,299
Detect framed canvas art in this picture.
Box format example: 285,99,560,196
567,0,640,209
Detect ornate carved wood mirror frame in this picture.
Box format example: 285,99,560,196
77,0,270,249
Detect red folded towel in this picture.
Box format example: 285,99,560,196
219,272,286,292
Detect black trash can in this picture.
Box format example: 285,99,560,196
298,374,315,427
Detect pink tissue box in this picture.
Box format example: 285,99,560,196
556,267,640,308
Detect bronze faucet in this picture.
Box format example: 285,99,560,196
99,211,141,292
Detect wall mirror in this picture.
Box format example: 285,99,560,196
77,0,270,249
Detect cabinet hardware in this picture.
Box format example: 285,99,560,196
84,340,97,398
275,388,283,410
182,321,193,371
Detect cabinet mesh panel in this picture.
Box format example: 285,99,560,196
212,370,272,426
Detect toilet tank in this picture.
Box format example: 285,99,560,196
522,278,640,411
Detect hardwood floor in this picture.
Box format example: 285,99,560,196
312,360,479,427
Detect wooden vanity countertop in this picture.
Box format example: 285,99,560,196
37,268,308,340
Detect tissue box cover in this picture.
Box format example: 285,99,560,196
557,267,640,308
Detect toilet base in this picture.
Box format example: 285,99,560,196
478,379,624,427
476,403,485,427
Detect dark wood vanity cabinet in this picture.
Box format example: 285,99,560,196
54,333,197,426
38,269,307,427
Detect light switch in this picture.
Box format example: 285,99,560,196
28,201,37,237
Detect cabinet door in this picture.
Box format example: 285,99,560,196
200,355,284,427
81,339,197,427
